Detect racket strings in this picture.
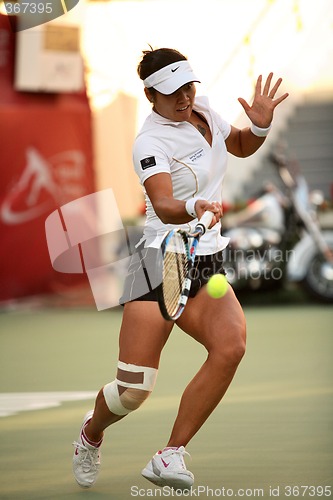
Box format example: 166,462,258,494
162,233,190,317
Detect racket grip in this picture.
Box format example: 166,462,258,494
195,211,214,235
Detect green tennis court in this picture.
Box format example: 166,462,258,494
0,304,332,499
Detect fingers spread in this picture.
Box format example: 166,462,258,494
273,92,289,106
263,72,273,96
238,97,250,112
269,77,283,98
255,74,262,96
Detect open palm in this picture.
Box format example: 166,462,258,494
238,73,289,128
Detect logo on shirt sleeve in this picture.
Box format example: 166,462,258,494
140,156,156,170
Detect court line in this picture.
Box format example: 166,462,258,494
0,391,96,417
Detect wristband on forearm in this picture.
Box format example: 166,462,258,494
185,197,205,218
250,122,272,137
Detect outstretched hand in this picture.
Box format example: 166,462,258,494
238,73,289,128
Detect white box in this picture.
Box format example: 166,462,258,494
14,24,84,92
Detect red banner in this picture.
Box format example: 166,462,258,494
0,14,95,302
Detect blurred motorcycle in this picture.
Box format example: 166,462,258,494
222,152,333,302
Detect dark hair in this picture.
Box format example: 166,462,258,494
137,47,187,81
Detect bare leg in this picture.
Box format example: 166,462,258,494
85,301,174,443
167,285,246,447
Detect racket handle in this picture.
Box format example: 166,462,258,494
195,211,214,235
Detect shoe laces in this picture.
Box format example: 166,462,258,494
161,446,191,470
73,441,100,471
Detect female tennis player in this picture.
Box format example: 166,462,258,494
73,47,288,490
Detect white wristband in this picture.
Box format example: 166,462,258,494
185,197,204,218
250,122,272,137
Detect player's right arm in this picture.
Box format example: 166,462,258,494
144,173,221,226
144,173,191,224
134,136,221,226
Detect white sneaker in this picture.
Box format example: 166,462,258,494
72,410,102,488
141,446,194,490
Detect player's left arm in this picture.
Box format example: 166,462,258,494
225,72,289,158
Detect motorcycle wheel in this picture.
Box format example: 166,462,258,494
303,252,333,303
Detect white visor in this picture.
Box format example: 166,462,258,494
143,60,200,95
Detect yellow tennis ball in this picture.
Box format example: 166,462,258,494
207,274,228,298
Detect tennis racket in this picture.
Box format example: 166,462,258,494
157,211,214,321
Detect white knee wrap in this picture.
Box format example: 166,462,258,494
103,361,158,416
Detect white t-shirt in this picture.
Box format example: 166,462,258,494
133,96,231,255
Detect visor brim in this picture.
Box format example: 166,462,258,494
153,75,201,95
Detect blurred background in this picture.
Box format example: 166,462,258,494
1,3,332,498
1,0,333,305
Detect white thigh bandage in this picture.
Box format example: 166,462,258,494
103,361,158,416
